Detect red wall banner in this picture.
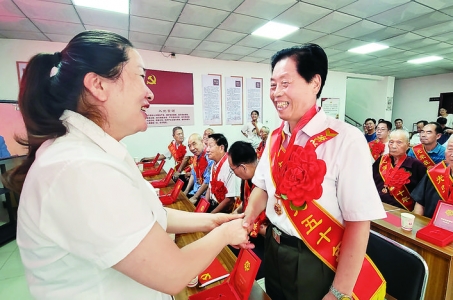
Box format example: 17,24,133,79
145,69,194,105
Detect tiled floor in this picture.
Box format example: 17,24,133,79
0,240,32,300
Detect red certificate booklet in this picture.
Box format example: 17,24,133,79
198,258,229,287
189,249,261,300
195,197,210,213
416,201,453,247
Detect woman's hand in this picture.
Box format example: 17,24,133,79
217,218,250,247
209,213,244,230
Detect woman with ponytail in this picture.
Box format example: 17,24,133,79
6,30,249,299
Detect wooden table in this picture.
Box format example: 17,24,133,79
371,203,453,300
145,171,270,300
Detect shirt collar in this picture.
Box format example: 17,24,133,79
427,143,443,154
60,110,128,160
282,108,328,138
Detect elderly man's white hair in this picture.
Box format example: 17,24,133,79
389,129,409,143
188,133,202,141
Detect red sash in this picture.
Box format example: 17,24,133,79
269,117,386,299
193,150,208,185
378,154,414,211
210,154,228,202
412,144,436,169
242,180,268,237
256,141,265,160
369,139,385,160
168,141,191,173
427,161,453,204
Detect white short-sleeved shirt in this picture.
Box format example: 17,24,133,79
209,154,239,202
439,114,453,128
253,109,386,237
242,121,263,148
17,110,171,300
410,133,420,146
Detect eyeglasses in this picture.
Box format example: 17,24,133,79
230,164,245,174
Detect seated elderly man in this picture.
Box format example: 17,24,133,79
183,133,214,205
205,133,239,213
373,130,427,211
412,136,453,218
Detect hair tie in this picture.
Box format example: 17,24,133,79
52,52,62,67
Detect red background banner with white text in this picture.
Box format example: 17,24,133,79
144,69,194,126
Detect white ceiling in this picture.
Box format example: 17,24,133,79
1,0,453,79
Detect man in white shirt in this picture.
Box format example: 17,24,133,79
410,120,428,146
205,133,239,213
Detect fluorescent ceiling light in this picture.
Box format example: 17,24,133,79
407,56,443,64
252,21,299,40
348,43,389,54
73,0,129,14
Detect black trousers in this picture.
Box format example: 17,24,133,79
264,225,335,300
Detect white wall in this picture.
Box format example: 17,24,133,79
345,76,395,126
393,73,453,130
1,38,394,167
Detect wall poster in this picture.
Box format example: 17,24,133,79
202,74,222,125
225,76,243,125
321,98,340,119
144,69,194,127
245,77,263,119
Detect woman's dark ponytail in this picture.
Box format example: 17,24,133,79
2,30,133,193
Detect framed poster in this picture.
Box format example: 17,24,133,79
246,77,263,119
16,61,27,85
144,69,195,126
225,76,243,125
321,98,340,119
202,74,222,125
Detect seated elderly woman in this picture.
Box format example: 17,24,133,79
372,130,427,211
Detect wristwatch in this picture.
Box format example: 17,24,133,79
329,285,352,300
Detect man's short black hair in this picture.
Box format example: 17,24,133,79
364,118,376,124
437,117,447,125
394,118,403,123
208,133,228,152
378,120,392,131
417,120,428,126
426,122,443,134
228,141,257,166
271,43,328,99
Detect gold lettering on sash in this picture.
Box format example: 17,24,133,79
333,241,342,262
437,175,445,184
317,227,332,245
301,214,322,235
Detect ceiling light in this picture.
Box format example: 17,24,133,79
348,43,389,54
252,21,299,40
407,56,443,64
73,0,129,14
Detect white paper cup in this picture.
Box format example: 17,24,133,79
401,213,415,231
138,164,144,171
187,276,198,288
133,157,140,163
